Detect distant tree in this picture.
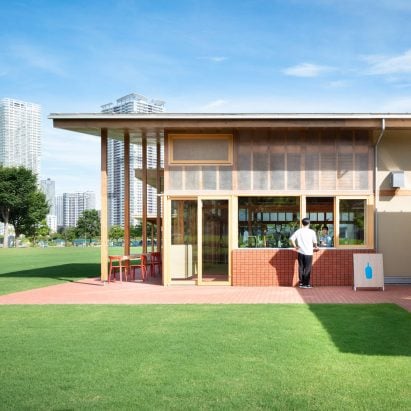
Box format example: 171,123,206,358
76,209,100,243
62,227,77,243
131,223,142,238
0,166,49,247
50,232,61,241
109,225,124,241
34,219,51,243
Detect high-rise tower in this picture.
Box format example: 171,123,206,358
0,98,41,175
101,93,165,227
40,178,57,233
62,191,96,228
40,178,56,215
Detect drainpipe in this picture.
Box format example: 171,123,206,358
374,118,385,252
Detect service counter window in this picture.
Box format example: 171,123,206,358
237,196,371,249
306,197,334,247
238,197,300,248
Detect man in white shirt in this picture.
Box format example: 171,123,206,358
290,218,319,288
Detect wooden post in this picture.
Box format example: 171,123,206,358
156,139,161,252
100,129,108,281
151,222,154,252
124,131,131,257
142,135,148,254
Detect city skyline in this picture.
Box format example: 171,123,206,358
1,0,411,205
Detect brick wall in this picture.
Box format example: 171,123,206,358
232,249,375,286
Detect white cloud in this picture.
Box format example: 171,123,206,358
363,50,411,75
8,41,66,76
326,80,350,89
41,127,101,202
182,94,380,114
42,131,100,168
201,99,228,111
283,63,334,77
198,56,228,62
380,97,411,112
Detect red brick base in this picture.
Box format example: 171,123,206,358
232,249,375,286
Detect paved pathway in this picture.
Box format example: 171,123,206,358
0,278,410,311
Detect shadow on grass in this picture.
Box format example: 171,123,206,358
0,263,100,283
308,304,411,356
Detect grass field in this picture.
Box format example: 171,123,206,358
0,247,141,295
1,248,410,409
0,304,410,410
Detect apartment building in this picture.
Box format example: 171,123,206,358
56,191,96,228
40,178,57,233
0,98,41,175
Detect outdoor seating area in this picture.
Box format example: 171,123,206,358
108,252,162,283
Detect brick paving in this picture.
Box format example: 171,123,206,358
0,279,410,311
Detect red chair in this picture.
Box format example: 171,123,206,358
150,252,162,277
141,254,152,280
108,255,129,282
128,254,149,281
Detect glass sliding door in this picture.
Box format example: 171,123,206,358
200,199,230,284
170,199,198,282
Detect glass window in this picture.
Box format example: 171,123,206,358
339,199,365,245
171,200,197,245
238,197,300,248
306,197,334,247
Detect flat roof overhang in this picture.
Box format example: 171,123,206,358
49,113,411,142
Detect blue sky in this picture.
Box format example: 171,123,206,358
1,0,411,206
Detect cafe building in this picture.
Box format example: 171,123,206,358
50,113,411,287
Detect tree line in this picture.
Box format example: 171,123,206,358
0,166,49,247
0,166,143,247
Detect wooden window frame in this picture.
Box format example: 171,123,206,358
169,133,233,165
334,195,374,249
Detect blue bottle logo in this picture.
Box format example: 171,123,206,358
365,263,373,280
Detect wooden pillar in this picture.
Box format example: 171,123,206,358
151,223,154,252
142,135,148,254
100,128,109,281
156,140,161,252
124,131,131,257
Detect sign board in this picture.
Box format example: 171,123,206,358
353,254,384,291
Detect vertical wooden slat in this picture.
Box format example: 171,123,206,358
142,135,147,254
164,131,169,191
124,131,130,257
100,128,108,281
231,129,239,192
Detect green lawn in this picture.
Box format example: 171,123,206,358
0,249,410,409
0,247,141,295
0,304,410,410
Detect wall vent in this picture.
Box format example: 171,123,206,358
390,171,405,188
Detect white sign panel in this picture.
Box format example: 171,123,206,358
353,254,384,291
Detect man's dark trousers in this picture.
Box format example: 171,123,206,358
297,253,313,286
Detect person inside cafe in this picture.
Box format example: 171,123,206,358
319,226,333,247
